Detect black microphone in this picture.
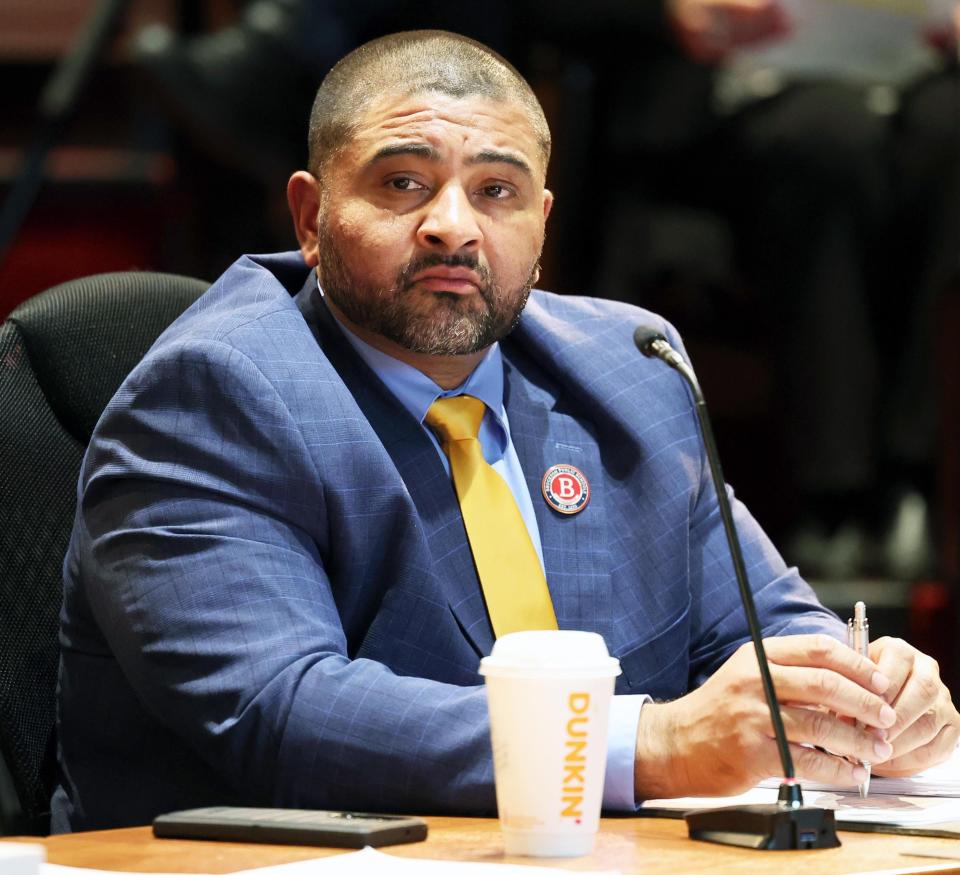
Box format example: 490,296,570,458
633,326,685,369
634,325,840,851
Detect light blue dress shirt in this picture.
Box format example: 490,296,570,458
324,293,644,811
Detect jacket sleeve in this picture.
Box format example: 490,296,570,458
77,337,497,814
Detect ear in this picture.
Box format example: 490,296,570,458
542,188,554,222
287,170,322,267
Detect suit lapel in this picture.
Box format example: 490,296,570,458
297,286,495,656
501,341,614,636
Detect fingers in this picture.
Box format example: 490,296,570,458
813,636,960,781
870,636,915,707
757,634,895,730
887,704,954,760
874,723,960,778
781,705,892,765
790,741,870,788
870,638,949,745
729,635,895,730
764,633,889,696
774,664,896,729
888,668,945,744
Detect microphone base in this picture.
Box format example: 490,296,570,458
684,803,841,850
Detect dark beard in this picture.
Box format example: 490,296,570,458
316,222,538,356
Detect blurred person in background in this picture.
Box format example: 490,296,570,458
580,0,960,580
684,0,959,580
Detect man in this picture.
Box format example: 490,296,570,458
53,30,958,832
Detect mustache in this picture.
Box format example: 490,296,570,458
396,253,493,290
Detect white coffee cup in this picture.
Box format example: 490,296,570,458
478,630,621,857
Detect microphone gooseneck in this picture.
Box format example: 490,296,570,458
634,324,839,851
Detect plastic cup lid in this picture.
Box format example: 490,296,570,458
478,630,621,678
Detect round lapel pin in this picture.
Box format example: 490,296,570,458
541,464,590,515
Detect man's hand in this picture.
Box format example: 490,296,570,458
634,634,895,799
667,0,792,63
868,636,960,778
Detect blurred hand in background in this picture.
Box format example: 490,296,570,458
667,0,792,62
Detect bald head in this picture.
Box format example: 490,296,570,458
307,30,551,178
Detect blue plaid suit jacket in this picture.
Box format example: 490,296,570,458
52,251,841,831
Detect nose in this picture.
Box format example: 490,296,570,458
416,183,483,253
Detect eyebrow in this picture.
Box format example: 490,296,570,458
365,143,533,178
366,143,439,167
469,150,533,178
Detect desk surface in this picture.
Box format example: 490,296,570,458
9,818,960,875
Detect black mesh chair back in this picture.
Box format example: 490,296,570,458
0,271,209,835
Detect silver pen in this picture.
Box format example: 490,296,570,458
848,600,871,798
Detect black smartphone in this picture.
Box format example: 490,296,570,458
152,806,428,848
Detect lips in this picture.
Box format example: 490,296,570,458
410,268,481,294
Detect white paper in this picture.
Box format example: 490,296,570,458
644,786,960,827
805,790,960,824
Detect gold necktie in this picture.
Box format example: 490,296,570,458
426,395,558,638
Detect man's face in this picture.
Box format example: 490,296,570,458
301,91,552,358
